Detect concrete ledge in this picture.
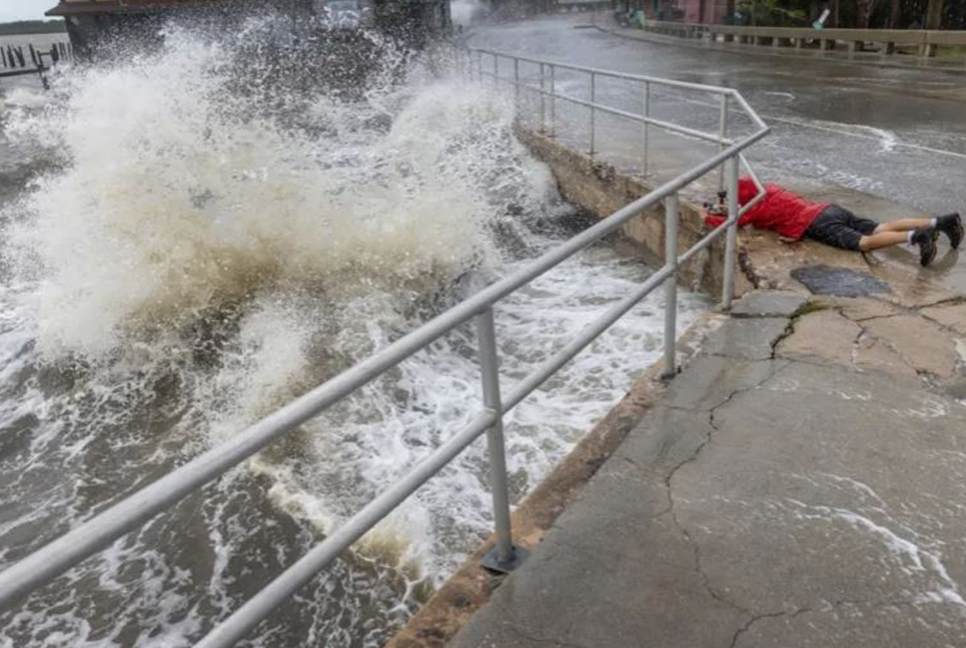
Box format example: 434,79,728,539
514,127,754,300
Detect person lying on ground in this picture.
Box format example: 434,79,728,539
703,178,963,267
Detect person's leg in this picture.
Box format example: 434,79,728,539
871,214,963,249
871,218,934,234
859,228,938,266
839,208,941,264
805,205,938,265
857,231,912,251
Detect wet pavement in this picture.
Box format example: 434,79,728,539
428,26,966,646
470,14,966,217
449,287,966,648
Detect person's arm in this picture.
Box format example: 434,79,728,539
703,210,728,228
704,210,758,228
704,178,768,229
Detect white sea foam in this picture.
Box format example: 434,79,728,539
0,20,708,647
784,499,966,608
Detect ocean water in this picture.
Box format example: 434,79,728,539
0,32,69,53
0,20,708,647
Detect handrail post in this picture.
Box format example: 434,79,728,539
662,194,679,379
539,62,546,133
642,81,650,177
37,59,49,91
589,71,596,157
549,64,556,138
717,94,729,192
476,307,525,573
513,57,520,107
721,155,740,310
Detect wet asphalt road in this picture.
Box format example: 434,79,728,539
469,14,966,217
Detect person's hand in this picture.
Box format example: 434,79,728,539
704,203,727,217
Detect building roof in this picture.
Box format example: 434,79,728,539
47,0,442,17
46,1,226,17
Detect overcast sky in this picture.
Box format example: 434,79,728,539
0,0,53,23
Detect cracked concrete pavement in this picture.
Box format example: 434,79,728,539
448,290,966,648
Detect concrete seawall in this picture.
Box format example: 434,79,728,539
515,127,753,301
387,121,966,648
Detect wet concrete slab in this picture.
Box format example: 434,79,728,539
791,264,892,297
922,302,966,335
449,286,966,648
696,316,789,361
729,290,807,318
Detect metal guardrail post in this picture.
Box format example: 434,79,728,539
589,71,596,157
662,194,679,379
717,94,729,192
549,64,556,138
476,307,524,573
642,81,650,177
540,62,546,133
721,155,740,310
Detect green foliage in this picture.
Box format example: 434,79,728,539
0,20,66,36
737,0,807,26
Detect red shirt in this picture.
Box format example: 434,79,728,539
704,178,829,241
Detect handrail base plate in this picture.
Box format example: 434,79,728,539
481,545,530,574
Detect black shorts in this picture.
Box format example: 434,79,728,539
804,205,879,252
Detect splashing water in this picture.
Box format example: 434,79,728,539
0,20,708,648
451,0,485,27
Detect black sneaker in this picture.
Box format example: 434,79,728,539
937,213,963,250
912,227,939,267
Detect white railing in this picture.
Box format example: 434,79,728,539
0,49,769,647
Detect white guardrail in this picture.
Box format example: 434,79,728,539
0,48,769,646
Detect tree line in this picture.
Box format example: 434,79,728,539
0,20,67,36
606,0,963,28
724,0,960,29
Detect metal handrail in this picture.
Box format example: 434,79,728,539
470,48,768,198
0,49,770,647
474,48,733,97
501,81,734,146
